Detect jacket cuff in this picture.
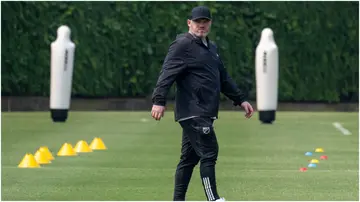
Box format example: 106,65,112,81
232,98,247,106
153,99,166,106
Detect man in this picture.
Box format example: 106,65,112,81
151,5,254,201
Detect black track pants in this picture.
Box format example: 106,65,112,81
173,117,220,201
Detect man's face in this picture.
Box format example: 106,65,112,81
188,18,212,37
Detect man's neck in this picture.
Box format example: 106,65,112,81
188,31,206,40
188,31,208,47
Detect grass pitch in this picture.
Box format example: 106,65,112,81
1,111,359,201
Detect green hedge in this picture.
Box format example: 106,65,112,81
1,1,358,102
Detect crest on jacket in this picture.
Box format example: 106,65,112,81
202,127,210,134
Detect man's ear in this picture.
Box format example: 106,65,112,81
187,19,191,27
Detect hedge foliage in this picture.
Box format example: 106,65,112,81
1,1,358,102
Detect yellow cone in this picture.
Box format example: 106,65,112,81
57,143,77,156
315,148,324,152
34,150,51,164
39,146,54,160
18,153,40,168
89,137,107,150
74,140,93,153
310,159,319,164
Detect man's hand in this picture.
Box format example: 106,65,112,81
151,104,166,121
240,101,254,119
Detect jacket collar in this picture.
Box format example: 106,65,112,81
184,32,210,49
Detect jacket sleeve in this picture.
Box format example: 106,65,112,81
210,41,248,106
218,63,248,106
151,39,188,106
216,52,248,106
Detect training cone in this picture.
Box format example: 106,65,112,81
305,152,313,156
320,155,328,160
18,154,40,168
310,159,319,164
39,146,55,160
89,137,107,150
299,167,308,172
74,140,93,153
308,163,317,168
315,148,324,152
34,150,51,164
57,143,77,156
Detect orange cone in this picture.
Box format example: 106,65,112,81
320,155,328,160
299,167,307,172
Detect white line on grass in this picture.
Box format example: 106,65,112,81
140,118,149,122
2,166,358,172
332,122,352,135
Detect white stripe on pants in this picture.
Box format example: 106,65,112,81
203,177,215,200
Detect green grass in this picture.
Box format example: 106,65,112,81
1,111,359,201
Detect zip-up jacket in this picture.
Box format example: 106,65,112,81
152,32,248,121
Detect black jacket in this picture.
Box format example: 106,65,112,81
152,32,248,121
